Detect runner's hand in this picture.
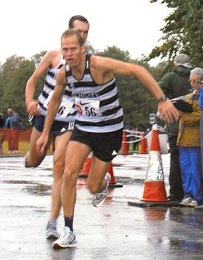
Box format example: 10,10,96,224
36,134,49,153
157,99,179,123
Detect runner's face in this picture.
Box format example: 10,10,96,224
61,34,84,68
73,20,89,43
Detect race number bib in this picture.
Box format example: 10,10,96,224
44,91,74,118
75,97,100,116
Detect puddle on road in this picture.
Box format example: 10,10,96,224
3,179,51,196
116,177,144,185
4,176,144,196
24,183,51,195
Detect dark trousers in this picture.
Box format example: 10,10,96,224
168,134,184,200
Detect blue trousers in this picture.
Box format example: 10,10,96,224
200,114,203,179
179,146,203,203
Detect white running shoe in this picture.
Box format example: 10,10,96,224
92,173,111,207
180,196,193,206
46,219,59,239
188,200,198,207
53,227,77,249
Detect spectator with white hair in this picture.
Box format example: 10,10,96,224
177,67,203,207
193,67,203,209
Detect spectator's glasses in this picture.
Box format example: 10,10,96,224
189,79,201,84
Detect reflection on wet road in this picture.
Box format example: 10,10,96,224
1,154,203,259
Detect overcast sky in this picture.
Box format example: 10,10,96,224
1,0,171,65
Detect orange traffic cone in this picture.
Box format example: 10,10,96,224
121,130,129,155
139,132,148,154
108,163,123,188
128,124,180,208
79,155,123,188
141,124,167,202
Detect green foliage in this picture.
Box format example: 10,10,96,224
97,45,131,61
148,0,203,67
0,55,43,128
31,50,47,65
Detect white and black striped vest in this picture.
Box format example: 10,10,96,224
65,54,124,133
38,55,77,122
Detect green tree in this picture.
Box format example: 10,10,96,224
31,50,47,65
148,0,203,67
0,55,43,128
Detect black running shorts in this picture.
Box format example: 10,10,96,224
70,127,123,162
33,115,74,136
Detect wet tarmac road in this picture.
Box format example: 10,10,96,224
0,153,203,260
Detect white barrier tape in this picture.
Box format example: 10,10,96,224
122,130,152,144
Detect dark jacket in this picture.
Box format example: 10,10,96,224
158,65,192,134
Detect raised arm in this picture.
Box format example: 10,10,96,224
92,56,179,123
36,65,67,152
25,50,58,115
